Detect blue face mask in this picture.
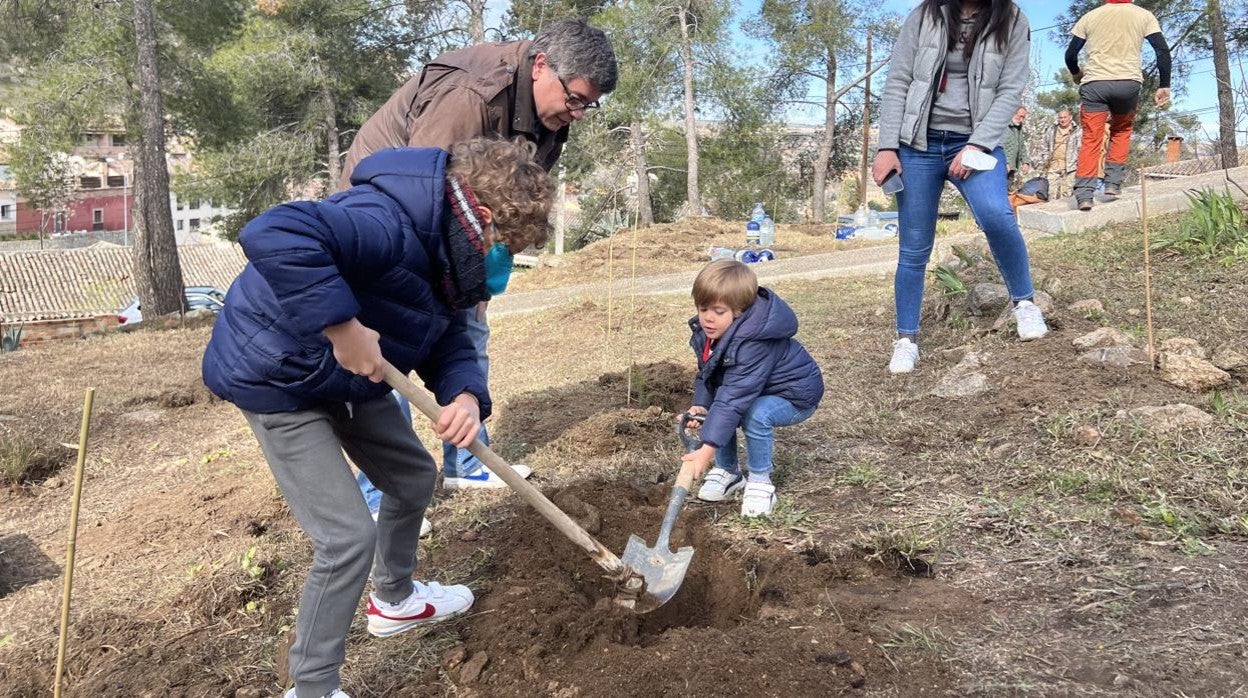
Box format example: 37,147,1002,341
483,239,514,296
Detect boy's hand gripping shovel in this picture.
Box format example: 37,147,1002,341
382,362,649,610
619,412,704,613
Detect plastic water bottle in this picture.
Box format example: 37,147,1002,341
745,220,761,246
759,215,775,246
853,205,869,228
868,208,879,228
750,202,766,223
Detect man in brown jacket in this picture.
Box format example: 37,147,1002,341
342,18,617,492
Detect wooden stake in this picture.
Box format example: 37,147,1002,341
54,388,96,698
1141,170,1156,367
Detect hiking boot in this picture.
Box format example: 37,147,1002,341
1102,183,1120,199
1014,300,1049,341
443,464,533,490
888,338,919,374
284,689,350,698
741,482,777,518
1077,199,1093,211
366,580,474,638
697,467,745,502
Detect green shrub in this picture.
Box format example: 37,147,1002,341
1153,189,1247,261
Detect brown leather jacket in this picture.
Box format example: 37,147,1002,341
338,40,567,190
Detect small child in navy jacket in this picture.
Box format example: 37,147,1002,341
682,260,824,517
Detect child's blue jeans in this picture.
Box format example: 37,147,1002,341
714,395,815,476
894,129,1037,336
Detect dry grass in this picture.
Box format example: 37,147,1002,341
2,212,1247,695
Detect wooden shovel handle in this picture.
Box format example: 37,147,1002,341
382,362,636,584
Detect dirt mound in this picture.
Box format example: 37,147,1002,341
492,361,694,456
436,480,968,696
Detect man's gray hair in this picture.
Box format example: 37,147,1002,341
531,18,618,94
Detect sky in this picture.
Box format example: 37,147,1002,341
767,0,1232,140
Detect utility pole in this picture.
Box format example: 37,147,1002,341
859,28,872,211
1209,0,1238,168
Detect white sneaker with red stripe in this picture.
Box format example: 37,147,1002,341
366,580,474,637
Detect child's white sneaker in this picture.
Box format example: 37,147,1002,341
284,689,350,698
696,467,745,502
1014,300,1049,341
741,482,777,518
443,464,533,490
366,580,474,637
889,338,919,374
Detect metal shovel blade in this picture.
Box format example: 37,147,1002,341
621,534,694,613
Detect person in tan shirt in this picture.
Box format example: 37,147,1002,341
1066,0,1171,210
341,19,617,495
1044,108,1080,199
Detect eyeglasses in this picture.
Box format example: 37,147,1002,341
556,74,600,112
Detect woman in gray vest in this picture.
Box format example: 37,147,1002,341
871,0,1048,374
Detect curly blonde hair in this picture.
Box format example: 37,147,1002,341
447,138,553,250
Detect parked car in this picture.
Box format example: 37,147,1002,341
118,285,226,325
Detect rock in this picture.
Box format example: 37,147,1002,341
460,530,479,542
1123,404,1215,432
1072,327,1135,350
45,477,65,489
1127,308,1141,316
849,660,868,688
459,652,489,683
1159,337,1208,359
941,345,971,363
932,370,990,398
1133,526,1158,541
1178,296,1196,306
1068,299,1104,315
1073,425,1101,447
1112,505,1144,526
1159,354,1232,392
234,688,266,698
443,644,468,671
645,405,663,417
1212,344,1248,372
1078,347,1147,370
1113,673,1132,687
967,284,1053,316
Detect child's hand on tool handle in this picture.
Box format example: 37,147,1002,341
436,393,481,448
325,318,386,382
681,445,716,479
684,405,707,428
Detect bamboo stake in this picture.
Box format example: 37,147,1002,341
625,206,641,406
54,388,96,698
1141,170,1156,368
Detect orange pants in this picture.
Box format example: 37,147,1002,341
1077,109,1134,180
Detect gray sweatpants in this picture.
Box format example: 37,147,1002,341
243,396,436,697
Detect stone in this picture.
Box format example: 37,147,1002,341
1073,425,1101,447
932,370,990,399
1123,404,1215,432
1078,347,1147,370
645,405,663,417
1178,296,1196,306
459,652,489,683
443,644,468,671
1159,354,1232,392
45,477,65,489
1111,505,1144,526
1159,337,1208,359
1072,327,1135,350
459,530,479,542
967,283,1053,316
1212,344,1248,372
849,660,868,688
1068,299,1104,315
234,688,266,698
1127,308,1141,316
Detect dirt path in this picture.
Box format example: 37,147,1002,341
493,232,984,317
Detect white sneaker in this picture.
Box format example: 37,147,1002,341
697,467,745,502
370,511,432,539
366,580,474,637
284,689,350,698
443,463,533,490
889,338,920,374
1014,300,1049,341
741,482,777,518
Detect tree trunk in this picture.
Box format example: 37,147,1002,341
1209,0,1238,168
131,0,185,317
467,0,486,43
677,3,701,216
812,54,838,223
322,88,341,188
631,122,654,227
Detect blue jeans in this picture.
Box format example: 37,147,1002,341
714,395,816,476
894,130,1036,335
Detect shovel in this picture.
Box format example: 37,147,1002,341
381,362,650,609
619,412,704,613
